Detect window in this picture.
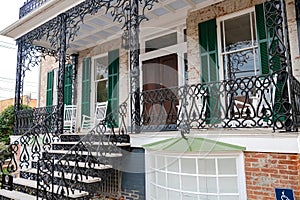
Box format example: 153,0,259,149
145,32,178,53
94,56,108,103
146,153,246,200
219,10,259,80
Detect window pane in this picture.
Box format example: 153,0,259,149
168,190,181,199
167,173,180,189
157,171,166,187
95,56,108,80
96,80,108,102
199,177,217,193
219,177,238,193
219,195,239,200
218,158,237,175
224,13,252,51
148,154,155,169
156,156,166,170
182,175,198,192
198,195,218,200
167,157,179,172
150,183,157,198
149,171,156,183
223,48,259,79
157,187,167,199
145,32,177,52
198,159,216,175
182,193,198,200
181,158,196,174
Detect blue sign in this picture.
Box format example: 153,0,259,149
275,188,294,200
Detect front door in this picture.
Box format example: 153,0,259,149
142,53,178,128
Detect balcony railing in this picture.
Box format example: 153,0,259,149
140,73,299,132
19,0,50,19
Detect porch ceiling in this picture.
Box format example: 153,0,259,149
0,0,222,53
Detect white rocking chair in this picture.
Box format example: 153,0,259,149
81,102,108,131
64,104,77,132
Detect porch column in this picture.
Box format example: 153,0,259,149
130,0,141,133
57,13,67,134
14,40,24,112
263,0,294,131
14,39,25,135
71,54,79,106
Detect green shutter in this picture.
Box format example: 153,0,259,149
256,4,270,75
46,70,54,106
108,49,119,127
199,19,218,83
198,19,220,124
81,58,91,117
64,64,73,105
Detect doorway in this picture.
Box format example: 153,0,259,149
142,53,178,128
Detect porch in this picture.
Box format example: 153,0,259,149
0,0,300,199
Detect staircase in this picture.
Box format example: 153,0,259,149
0,102,130,199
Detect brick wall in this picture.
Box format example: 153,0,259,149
244,152,300,200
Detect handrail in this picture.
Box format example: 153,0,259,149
37,97,129,198
140,73,294,131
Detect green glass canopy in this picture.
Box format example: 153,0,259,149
143,137,246,152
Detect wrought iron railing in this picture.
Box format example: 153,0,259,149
140,73,298,132
1,98,129,198
19,0,51,19
37,99,129,199
1,105,59,174
292,76,300,129
14,105,60,135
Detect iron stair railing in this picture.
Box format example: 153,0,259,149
36,98,129,199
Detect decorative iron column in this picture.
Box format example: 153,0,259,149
14,39,25,135
129,0,141,133
71,54,78,106
14,39,25,112
57,13,68,134
263,0,294,131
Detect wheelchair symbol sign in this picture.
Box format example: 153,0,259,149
275,188,294,200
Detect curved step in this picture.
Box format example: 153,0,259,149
47,150,123,158
13,178,89,198
22,168,102,183
0,189,36,200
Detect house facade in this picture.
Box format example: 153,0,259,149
1,0,300,199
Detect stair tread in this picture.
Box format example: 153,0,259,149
52,141,130,146
0,189,36,200
47,150,122,157
54,159,112,170
22,168,102,183
13,178,89,198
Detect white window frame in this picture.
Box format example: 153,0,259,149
91,53,108,116
140,24,187,89
217,7,259,80
145,151,247,200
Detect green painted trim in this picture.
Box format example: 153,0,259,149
143,137,246,152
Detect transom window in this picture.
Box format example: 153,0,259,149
94,56,108,103
219,10,259,80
